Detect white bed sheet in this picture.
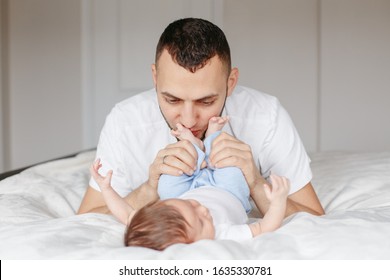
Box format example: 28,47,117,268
0,151,389,259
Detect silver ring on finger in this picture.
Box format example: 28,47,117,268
162,155,168,164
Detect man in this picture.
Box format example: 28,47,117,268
78,18,324,217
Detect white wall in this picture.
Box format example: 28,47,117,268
1,0,389,173
223,0,390,152
0,0,4,172
3,0,82,171
84,0,390,154
224,0,319,151
320,0,390,151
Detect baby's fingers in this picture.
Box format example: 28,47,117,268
269,174,290,195
93,158,101,168
104,170,113,185
91,158,102,174
90,159,107,182
90,164,102,182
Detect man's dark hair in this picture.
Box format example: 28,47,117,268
155,18,231,73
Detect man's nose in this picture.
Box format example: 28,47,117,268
180,103,197,128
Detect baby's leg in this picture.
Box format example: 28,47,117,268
212,166,252,213
158,143,206,199
158,173,194,199
160,124,206,198
171,123,203,150
205,116,229,138
202,116,229,169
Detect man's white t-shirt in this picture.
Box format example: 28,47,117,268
90,85,312,197
179,187,253,241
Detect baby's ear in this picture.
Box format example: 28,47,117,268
127,211,136,225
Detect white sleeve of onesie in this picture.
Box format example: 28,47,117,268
215,224,253,241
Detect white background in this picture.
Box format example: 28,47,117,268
2,260,390,280
1,0,389,172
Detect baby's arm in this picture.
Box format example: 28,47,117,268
90,159,135,225
249,174,290,237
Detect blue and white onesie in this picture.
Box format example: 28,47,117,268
158,131,252,213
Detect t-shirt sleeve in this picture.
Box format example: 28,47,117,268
260,99,312,194
89,107,130,197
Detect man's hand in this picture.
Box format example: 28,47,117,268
148,140,198,189
208,132,324,217
208,132,264,189
208,132,271,215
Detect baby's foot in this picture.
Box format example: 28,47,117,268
172,123,204,149
205,116,229,138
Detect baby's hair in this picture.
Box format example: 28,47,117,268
125,200,193,251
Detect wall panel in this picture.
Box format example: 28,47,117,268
0,0,4,172
320,0,390,151
7,0,82,170
223,0,318,152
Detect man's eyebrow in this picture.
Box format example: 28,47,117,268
160,91,219,101
161,91,180,99
196,94,219,101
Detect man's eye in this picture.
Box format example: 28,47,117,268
166,98,179,104
200,100,215,106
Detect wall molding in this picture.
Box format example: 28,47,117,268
81,0,95,149
0,0,10,172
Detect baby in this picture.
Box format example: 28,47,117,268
158,116,252,213
91,116,290,250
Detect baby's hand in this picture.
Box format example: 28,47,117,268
263,174,290,203
90,159,113,191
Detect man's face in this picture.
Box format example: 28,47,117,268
152,50,237,139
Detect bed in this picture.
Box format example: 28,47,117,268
1,150,389,259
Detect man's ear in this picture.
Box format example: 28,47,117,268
227,67,239,97
151,64,157,87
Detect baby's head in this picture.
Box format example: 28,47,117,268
125,198,215,250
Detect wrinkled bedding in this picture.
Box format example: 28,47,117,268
1,151,389,259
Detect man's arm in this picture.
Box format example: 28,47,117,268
77,181,158,215
78,139,198,214
77,186,110,214
209,132,324,217
285,182,324,216
250,180,324,217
